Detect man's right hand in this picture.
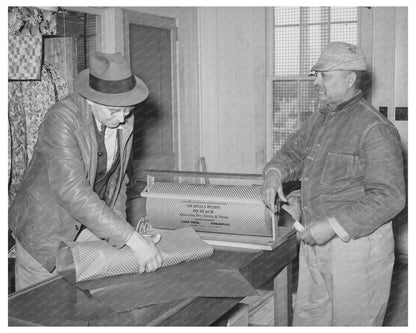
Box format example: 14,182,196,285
261,170,287,213
126,231,163,273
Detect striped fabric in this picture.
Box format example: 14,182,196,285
68,227,214,283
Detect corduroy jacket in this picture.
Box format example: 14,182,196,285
264,90,406,239
9,93,135,272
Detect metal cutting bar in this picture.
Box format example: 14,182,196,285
144,169,263,180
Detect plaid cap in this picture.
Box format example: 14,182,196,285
311,42,367,72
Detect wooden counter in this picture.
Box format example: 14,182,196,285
8,228,297,326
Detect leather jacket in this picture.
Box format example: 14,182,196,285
9,93,135,271
264,91,406,239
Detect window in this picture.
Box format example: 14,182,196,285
56,9,99,72
271,7,358,154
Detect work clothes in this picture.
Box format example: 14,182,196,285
9,93,135,273
264,90,405,325
293,222,394,326
264,90,405,239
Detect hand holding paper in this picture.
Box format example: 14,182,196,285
297,219,336,246
280,190,304,235
126,231,163,273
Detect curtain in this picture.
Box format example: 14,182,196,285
8,6,61,207
8,63,68,205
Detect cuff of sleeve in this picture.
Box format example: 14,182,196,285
264,167,283,180
328,217,350,242
113,227,135,249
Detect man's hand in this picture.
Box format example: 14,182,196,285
299,219,336,246
126,231,163,273
297,225,316,245
261,170,287,213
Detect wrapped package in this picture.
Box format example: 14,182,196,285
56,227,213,283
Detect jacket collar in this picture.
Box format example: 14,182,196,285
320,90,363,114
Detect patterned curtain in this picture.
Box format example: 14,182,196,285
8,64,69,205
8,7,67,207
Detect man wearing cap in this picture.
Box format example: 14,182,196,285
9,52,162,290
262,42,405,325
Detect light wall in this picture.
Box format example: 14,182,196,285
361,7,408,155
198,8,268,176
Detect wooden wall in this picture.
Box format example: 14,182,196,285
101,6,269,179
199,7,268,177
361,7,408,154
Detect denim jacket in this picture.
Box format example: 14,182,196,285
264,90,406,239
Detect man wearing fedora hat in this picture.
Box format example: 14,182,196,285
261,42,405,325
9,52,162,290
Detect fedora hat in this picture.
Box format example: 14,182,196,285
311,42,367,72
74,52,149,106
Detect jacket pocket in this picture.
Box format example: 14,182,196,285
320,152,359,187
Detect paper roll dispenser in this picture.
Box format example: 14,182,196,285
141,173,280,250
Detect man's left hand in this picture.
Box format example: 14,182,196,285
299,219,336,246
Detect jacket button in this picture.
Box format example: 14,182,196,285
98,171,104,176
98,151,103,156
75,225,80,230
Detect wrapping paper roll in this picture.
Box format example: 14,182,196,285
143,182,273,237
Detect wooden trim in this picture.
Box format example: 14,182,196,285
123,8,177,29
266,7,274,162
358,7,373,104
60,6,107,16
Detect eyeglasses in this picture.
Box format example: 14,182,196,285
308,71,351,78
107,106,134,116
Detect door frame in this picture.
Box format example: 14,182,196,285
123,9,179,172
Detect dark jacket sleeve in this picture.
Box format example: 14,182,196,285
263,113,317,182
40,107,134,248
331,124,406,238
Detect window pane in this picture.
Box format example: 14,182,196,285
85,14,98,69
331,7,357,22
299,80,320,124
330,22,358,44
302,7,329,24
275,26,300,76
274,7,300,26
273,131,293,155
273,81,298,130
301,25,328,74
